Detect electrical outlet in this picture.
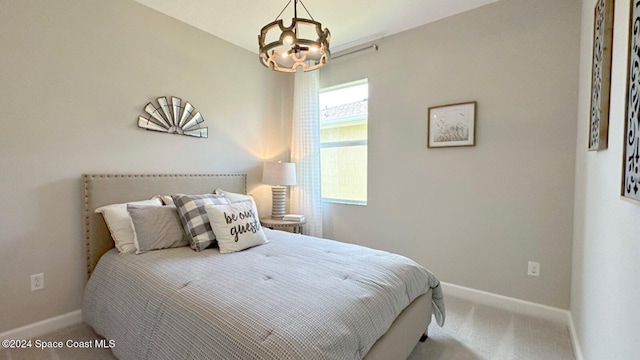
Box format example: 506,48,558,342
527,261,540,277
30,273,45,291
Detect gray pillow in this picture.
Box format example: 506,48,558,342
127,205,189,254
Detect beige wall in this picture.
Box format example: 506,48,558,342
572,0,640,358
0,0,291,333
320,0,581,309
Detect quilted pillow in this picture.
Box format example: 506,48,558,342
205,198,267,254
172,194,230,251
127,205,189,254
95,198,162,253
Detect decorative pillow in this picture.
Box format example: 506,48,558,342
214,188,253,203
127,205,189,254
152,195,174,206
95,198,162,253
205,199,267,254
172,194,230,251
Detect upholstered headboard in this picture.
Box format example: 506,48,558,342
83,174,246,279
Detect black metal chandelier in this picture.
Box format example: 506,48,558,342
258,0,331,73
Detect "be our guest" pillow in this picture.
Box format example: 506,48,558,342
204,199,267,254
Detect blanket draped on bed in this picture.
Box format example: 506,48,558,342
83,229,445,360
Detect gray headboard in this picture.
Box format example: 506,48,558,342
83,174,247,279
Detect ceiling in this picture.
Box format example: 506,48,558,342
133,0,500,54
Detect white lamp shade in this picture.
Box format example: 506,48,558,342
262,162,297,186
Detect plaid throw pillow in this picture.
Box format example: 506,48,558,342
172,194,230,251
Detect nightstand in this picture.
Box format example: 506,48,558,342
260,217,306,234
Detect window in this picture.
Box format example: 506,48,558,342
319,79,368,205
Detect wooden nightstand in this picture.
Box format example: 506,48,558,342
260,217,306,234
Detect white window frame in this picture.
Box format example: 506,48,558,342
319,79,368,206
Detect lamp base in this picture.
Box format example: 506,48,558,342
271,186,287,220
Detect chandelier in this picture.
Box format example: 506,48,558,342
258,0,331,73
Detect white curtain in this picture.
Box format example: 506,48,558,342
290,70,323,237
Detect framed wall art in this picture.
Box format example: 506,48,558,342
427,101,476,148
622,0,640,203
588,0,615,151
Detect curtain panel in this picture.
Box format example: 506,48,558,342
290,70,323,237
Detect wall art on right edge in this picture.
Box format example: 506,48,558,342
622,0,640,203
427,101,476,148
589,0,615,151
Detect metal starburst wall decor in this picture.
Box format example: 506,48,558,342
137,96,207,138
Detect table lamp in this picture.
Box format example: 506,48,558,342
262,162,297,219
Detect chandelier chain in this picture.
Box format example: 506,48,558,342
274,0,292,21
273,0,315,22
297,1,315,21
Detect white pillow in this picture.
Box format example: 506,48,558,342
214,188,253,203
151,195,174,206
95,198,162,253
205,199,267,254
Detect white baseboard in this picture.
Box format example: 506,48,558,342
0,310,83,341
440,282,583,360
441,282,568,323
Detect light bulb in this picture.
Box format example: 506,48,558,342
284,36,293,45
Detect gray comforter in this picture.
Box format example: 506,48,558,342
83,229,445,360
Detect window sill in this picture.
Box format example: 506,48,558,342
322,198,367,206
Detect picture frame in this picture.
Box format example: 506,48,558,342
427,101,476,148
622,0,640,203
588,0,615,151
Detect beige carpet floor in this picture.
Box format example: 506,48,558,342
409,296,575,360
1,296,574,360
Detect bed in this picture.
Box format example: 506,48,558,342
82,174,445,360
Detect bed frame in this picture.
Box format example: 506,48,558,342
82,173,431,359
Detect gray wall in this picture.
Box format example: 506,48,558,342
0,0,291,333
320,0,581,309
572,0,640,358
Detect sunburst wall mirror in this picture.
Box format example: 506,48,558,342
137,96,208,138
